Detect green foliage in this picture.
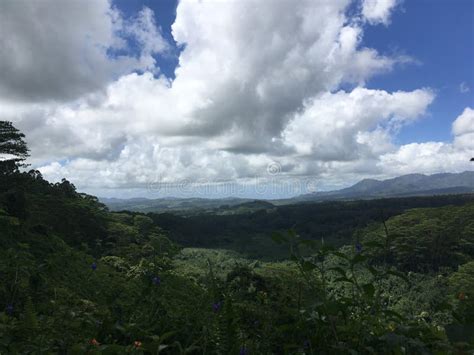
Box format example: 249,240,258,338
279,232,465,353
0,121,29,175
363,203,474,272
449,261,474,338
150,194,474,260
0,164,473,353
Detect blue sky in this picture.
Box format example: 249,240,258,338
114,0,181,79
363,0,474,144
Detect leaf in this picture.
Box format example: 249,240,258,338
384,309,405,321
334,277,353,284
351,254,368,265
301,261,317,272
362,283,375,299
328,267,347,278
319,244,335,253
385,270,409,284
158,331,175,343
367,265,379,277
158,345,169,353
433,301,452,312
331,251,349,260
364,241,385,249
184,345,201,353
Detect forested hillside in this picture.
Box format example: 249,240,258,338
1,167,473,353
146,194,474,259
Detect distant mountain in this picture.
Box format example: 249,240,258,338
293,171,474,202
100,196,253,213
101,171,474,212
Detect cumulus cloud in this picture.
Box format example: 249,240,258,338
379,142,472,176
361,0,400,25
282,88,434,160
17,85,435,192
452,107,474,136
170,0,398,153
379,107,474,176
1,0,470,197
0,0,168,102
452,107,474,150
3,1,400,156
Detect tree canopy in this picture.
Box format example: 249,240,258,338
0,121,29,174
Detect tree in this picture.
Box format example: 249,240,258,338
0,121,29,174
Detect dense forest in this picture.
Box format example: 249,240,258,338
1,122,473,353
145,194,474,259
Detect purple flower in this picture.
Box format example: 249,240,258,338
355,242,363,253
5,304,13,316
303,340,311,349
212,301,222,313
91,262,97,271
152,276,161,286
239,346,248,355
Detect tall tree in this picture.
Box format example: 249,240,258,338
0,121,29,174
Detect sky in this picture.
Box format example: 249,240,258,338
0,0,473,199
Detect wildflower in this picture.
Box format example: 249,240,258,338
355,242,363,253
91,262,97,271
90,338,100,346
5,304,13,316
303,340,311,349
134,340,142,348
239,346,248,355
458,292,466,301
152,276,161,286
212,301,222,313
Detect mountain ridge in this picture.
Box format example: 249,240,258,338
100,171,474,212
295,171,474,202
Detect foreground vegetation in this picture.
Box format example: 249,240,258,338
1,168,473,354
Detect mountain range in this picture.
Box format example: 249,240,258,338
293,171,474,202
100,171,474,212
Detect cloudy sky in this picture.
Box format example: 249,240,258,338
0,0,473,198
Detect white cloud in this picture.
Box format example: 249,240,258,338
452,107,474,136
460,82,470,93
0,0,167,102
379,142,472,176
1,0,470,197
282,87,434,160
378,107,474,176
452,107,474,150
169,0,397,152
361,0,400,25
